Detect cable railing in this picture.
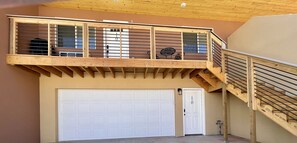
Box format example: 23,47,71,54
222,49,297,122
9,15,222,62
210,32,226,68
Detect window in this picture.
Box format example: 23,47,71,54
183,32,207,54
89,27,96,49
57,25,96,49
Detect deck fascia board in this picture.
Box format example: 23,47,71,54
6,54,207,69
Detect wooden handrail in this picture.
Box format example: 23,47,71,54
7,14,213,31
223,49,297,69
222,48,297,112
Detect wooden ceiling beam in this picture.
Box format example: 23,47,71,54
23,65,50,77
39,66,62,77
83,67,95,78
44,0,297,22
163,68,171,79
153,68,160,79
53,66,73,77
68,66,84,78
108,67,115,78
172,68,183,79
121,67,126,78
95,67,105,78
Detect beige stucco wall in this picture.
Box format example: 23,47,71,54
228,15,297,143
40,73,223,143
230,96,297,143
228,14,297,64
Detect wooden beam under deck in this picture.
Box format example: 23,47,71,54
181,69,195,79
163,68,171,79
39,66,62,77
16,65,40,76
7,55,206,69
172,68,183,79
54,66,73,77
82,67,95,78
144,68,148,79
7,54,208,80
95,67,105,78
153,68,160,79
133,68,136,79
68,66,84,78
121,67,126,78
23,65,50,77
108,67,115,78
13,64,207,80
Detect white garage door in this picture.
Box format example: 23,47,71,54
58,89,175,141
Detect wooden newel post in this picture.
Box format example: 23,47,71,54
10,18,16,54
247,57,257,143
150,27,155,59
207,31,213,62
222,83,228,142
83,23,89,57
221,51,228,142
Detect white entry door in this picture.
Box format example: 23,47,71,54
183,88,204,135
58,89,175,141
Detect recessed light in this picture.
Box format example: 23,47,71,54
181,2,187,8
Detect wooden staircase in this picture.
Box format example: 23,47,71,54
255,82,297,136
191,67,222,92
202,48,297,137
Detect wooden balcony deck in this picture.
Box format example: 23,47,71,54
6,15,225,78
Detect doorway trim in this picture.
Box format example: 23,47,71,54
182,88,206,136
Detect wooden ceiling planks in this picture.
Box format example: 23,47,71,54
43,0,297,22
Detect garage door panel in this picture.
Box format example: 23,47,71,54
62,128,76,141
93,128,107,138
58,89,175,141
60,102,77,115
134,127,147,137
78,129,93,139
91,103,106,114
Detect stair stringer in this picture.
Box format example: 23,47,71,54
226,84,248,103
256,99,297,136
206,61,224,82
